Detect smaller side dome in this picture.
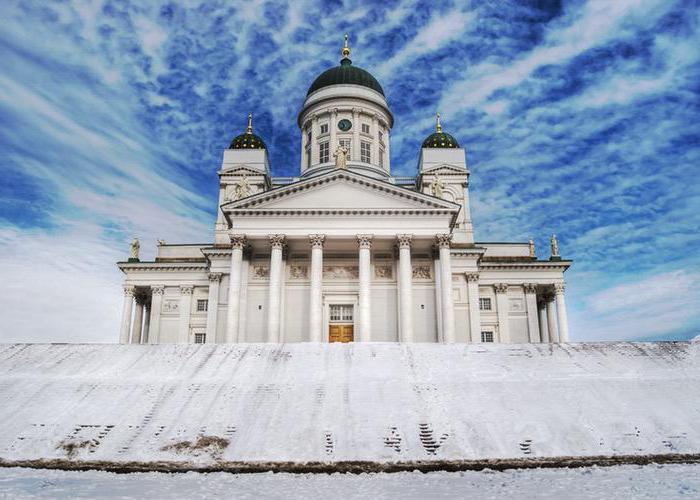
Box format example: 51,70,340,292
229,113,266,149
422,113,460,149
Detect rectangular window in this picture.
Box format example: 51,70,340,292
479,298,492,311
320,123,329,134
319,141,329,163
339,139,352,158
306,146,311,168
481,331,494,343
330,304,353,322
306,130,311,144
360,141,371,163
378,130,384,143
379,147,385,168
194,333,206,344
361,123,370,134
197,299,208,312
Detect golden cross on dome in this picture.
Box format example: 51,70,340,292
342,33,350,59
436,112,442,133
246,112,253,134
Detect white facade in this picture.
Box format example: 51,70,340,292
118,42,571,345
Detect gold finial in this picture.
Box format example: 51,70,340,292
342,33,351,59
436,112,442,133
246,112,253,134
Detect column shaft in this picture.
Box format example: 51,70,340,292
546,295,559,343
397,235,413,342
267,235,285,342
555,283,569,342
142,303,151,343
148,286,164,344
466,274,481,342
358,235,372,342
178,285,193,343
524,284,540,343
131,299,144,344
238,259,250,342
226,235,245,343
206,273,222,343
309,235,325,342
538,302,550,343
433,254,443,342
119,286,135,344
495,284,510,343
437,235,455,343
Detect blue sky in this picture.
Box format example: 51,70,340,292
0,0,699,342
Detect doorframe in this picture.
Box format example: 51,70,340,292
322,292,358,343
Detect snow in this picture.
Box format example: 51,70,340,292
0,342,698,469
0,464,698,499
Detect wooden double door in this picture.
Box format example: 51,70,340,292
329,324,354,343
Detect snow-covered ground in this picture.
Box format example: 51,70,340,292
0,342,698,469
0,464,698,499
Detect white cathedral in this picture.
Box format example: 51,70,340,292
118,37,571,345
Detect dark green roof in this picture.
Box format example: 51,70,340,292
422,131,460,149
229,132,266,150
307,59,384,96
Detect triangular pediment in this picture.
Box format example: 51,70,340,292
222,170,459,212
218,165,266,177
421,163,468,176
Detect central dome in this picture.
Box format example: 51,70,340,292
307,59,385,96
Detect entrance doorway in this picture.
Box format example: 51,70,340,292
329,304,354,343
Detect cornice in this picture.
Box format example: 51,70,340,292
117,262,209,273
479,260,572,271
228,208,457,217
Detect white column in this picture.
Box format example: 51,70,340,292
466,274,481,343
436,234,455,343
239,257,250,342
371,113,379,166
538,301,550,343
206,273,222,343
495,283,510,343
178,285,193,343
311,114,319,165
131,297,144,344
148,285,164,344
225,234,246,343
330,108,338,153
397,234,414,342
309,235,325,342
352,107,360,161
142,302,151,344
433,250,443,342
524,283,540,343
545,292,559,343
357,234,373,342
267,234,285,342
554,283,570,342
119,286,135,344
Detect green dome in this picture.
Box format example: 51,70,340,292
422,131,460,149
229,132,266,150
229,113,266,149
307,59,385,96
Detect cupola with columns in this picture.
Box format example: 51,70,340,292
298,34,393,180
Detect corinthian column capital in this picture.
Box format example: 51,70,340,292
208,273,222,283
396,234,413,249
309,234,326,249
151,285,165,295
466,273,480,283
494,283,509,294
123,285,135,296
229,233,246,249
356,234,373,249
524,283,538,294
269,234,286,249
435,233,452,249
554,282,565,294
180,285,194,295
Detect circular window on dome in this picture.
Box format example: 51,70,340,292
337,119,352,131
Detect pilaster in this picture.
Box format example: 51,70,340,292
494,283,510,343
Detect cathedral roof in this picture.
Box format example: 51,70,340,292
422,113,460,149
306,35,385,97
229,113,266,150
